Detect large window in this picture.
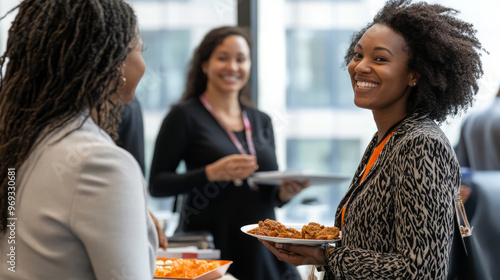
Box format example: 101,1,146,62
279,139,360,223
2,0,500,241
136,29,191,111
286,29,355,108
0,0,20,55
125,0,238,214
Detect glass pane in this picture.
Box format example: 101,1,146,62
0,0,21,55
125,0,237,214
279,139,360,224
286,29,356,108
135,29,191,110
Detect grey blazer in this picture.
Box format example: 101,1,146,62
1,114,158,279
455,97,500,170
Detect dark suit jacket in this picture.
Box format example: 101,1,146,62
117,97,145,175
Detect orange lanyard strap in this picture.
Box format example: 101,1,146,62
360,131,394,182
341,131,395,230
341,206,347,232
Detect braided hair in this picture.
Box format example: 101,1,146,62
0,0,137,232
344,0,484,123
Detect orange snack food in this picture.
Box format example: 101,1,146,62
154,258,221,278
248,219,340,240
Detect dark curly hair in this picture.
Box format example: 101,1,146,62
344,0,484,123
0,0,137,232
181,26,254,108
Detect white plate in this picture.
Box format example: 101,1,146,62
240,224,341,246
248,171,350,186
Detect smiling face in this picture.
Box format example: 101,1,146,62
202,35,251,96
348,24,418,117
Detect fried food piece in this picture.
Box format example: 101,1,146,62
315,226,340,240
301,222,324,239
248,219,286,237
248,219,285,237
247,219,340,240
263,219,287,232
277,227,302,239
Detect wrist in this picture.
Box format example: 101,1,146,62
321,244,334,266
205,164,216,182
278,189,290,202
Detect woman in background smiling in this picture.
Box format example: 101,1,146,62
149,26,309,279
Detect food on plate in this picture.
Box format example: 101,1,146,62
302,222,340,240
154,258,221,278
156,259,173,267
247,219,340,240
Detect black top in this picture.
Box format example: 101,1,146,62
149,98,298,280
117,97,145,175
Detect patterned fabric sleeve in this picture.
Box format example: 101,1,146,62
323,132,459,279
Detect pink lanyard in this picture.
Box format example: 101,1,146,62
200,94,256,157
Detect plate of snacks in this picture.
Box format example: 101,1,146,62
154,258,232,279
241,219,341,246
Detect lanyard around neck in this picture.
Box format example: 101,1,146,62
341,116,407,231
200,94,256,157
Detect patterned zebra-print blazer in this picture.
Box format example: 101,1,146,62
323,112,460,280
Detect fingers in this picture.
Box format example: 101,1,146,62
224,154,257,164
259,240,324,266
285,182,301,194
155,221,168,250
207,154,259,181
283,179,310,190
159,234,168,250
265,241,327,266
149,211,168,250
229,156,259,175
301,180,311,189
259,240,296,262
228,163,259,179
279,180,310,202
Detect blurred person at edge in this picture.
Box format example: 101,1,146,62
260,0,484,279
455,86,500,204
117,97,168,250
0,0,160,279
450,86,500,280
149,26,309,280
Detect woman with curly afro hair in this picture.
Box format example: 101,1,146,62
260,0,483,279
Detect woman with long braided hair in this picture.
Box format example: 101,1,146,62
0,0,157,278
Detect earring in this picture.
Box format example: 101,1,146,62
121,77,127,87
413,82,417,86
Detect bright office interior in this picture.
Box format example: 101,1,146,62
1,0,499,232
